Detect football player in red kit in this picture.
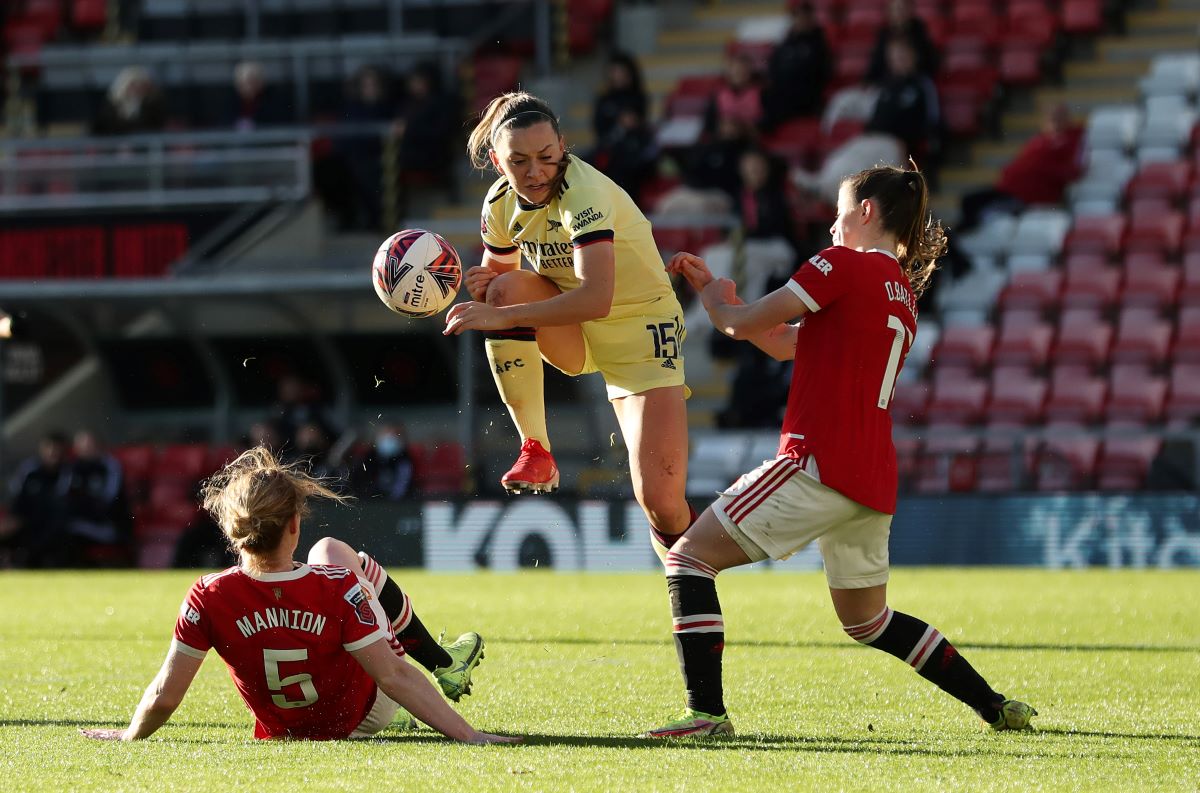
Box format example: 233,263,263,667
82,447,518,744
644,165,1037,738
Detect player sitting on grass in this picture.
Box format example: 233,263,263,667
645,165,1037,738
82,447,517,744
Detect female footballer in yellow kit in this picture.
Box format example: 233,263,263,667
443,91,693,559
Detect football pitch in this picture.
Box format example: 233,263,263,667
1,569,1197,792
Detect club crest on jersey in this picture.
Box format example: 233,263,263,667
547,219,563,233
808,254,833,276
272,587,283,601
343,585,376,626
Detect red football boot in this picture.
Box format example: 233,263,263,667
501,438,560,494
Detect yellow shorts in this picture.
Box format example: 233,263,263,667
713,455,892,589
546,301,689,400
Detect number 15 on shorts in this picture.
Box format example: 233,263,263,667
646,319,680,361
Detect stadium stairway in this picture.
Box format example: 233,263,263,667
936,0,1200,223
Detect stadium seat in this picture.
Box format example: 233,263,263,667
930,325,994,369
998,40,1042,86
1035,433,1101,490
687,433,751,496
890,381,931,426
1061,0,1104,35
895,437,921,490
420,442,468,496
1125,206,1185,258
1004,1,1060,48
914,430,981,493
1009,209,1072,258
1140,53,1200,98
1179,254,1200,304
1062,213,1127,259
1165,363,1200,424
992,316,1054,368
71,0,107,32
1121,259,1179,311
111,444,157,503
988,368,1048,424
1105,366,1168,424
1096,436,1163,490
762,118,823,168
1125,161,1193,206
158,443,211,485
1060,267,1121,311
1173,306,1200,363
1110,308,1173,367
976,431,1037,492
1044,366,1108,423
998,270,1062,313
927,376,989,424
1084,106,1141,152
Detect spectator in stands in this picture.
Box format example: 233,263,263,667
866,0,939,84
294,422,345,484
92,67,166,136
958,104,1084,231
706,53,764,133
595,106,658,200
592,52,649,145
1,432,69,567
326,64,400,231
272,375,338,454
351,424,416,501
658,116,753,215
228,60,291,131
395,62,460,209
62,430,134,566
761,2,830,127
864,37,940,157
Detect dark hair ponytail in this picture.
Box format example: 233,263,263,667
466,91,563,172
845,161,947,299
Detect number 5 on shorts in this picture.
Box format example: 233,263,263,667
878,315,912,410
264,648,319,708
646,320,679,360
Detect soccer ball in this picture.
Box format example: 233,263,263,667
372,229,463,317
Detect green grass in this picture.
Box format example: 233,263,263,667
1,569,1198,792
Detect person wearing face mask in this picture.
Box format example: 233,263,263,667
352,425,415,501
444,91,694,565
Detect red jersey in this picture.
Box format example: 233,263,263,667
173,563,391,740
780,246,918,514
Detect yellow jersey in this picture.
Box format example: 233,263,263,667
480,155,676,320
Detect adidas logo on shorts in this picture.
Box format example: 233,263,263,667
660,359,676,370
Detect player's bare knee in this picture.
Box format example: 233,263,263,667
641,494,687,535
307,536,350,566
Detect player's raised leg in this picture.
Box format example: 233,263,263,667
643,509,751,738
611,385,693,562
831,585,1037,730
484,270,586,494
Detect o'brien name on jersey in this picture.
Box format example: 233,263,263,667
235,608,328,639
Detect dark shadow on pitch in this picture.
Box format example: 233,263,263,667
494,636,1200,654
1036,727,1200,744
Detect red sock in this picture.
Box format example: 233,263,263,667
650,503,699,549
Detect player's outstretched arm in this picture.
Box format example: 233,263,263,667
703,280,809,343
351,639,521,744
82,645,203,741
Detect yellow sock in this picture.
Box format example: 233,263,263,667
485,335,550,450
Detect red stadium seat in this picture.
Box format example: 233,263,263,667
1062,214,1126,259
72,0,107,31
998,270,1062,313
205,444,240,475
419,442,467,496
1106,366,1168,424
1126,161,1193,206
998,41,1042,86
111,443,157,503
1174,306,1200,363
993,317,1054,368
890,381,931,425
989,368,1048,424
833,43,873,86
1044,366,1108,423
927,377,989,424
1165,363,1200,424
1110,309,1173,367
1096,436,1163,490
112,224,188,277
1053,310,1112,368
930,325,994,369
1125,207,1185,258
1181,253,1200,304
1035,434,1101,490
844,4,886,39
1062,252,1111,275
1122,261,1179,310
1060,267,1121,310
977,431,1037,492
763,118,823,168
1004,1,1060,47
914,430,981,493
1062,0,1104,35
158,443,210,484
895,436,921,489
